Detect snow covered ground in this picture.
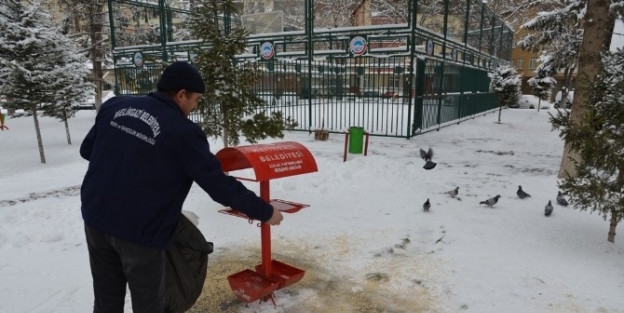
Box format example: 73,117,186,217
0,99,622,313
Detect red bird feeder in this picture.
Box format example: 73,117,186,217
215,141,318,304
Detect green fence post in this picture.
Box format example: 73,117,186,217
435,62,444,127
305,0,313,132
414,58,425,132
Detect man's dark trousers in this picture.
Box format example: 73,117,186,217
85,224,171,313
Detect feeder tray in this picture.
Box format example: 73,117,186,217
218,209,249,219
270,199,309,213
255,260,305,289
227,269,279,303
219,199,309,219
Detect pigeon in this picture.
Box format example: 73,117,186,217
447,187,459,198
545,200,554,216
516,185,531,199
479,195,501,207
420,148,437,170
420,148,433,161
423,199,431,212
556,191,569,206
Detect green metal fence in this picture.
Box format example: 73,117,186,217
412,58,497,134
108,0,509,138
114,66,162,96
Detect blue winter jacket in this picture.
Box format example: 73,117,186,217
80,92,273,249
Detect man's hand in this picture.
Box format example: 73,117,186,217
265,206,283,226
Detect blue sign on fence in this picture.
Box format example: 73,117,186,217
349,35,368,57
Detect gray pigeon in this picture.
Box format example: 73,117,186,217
479,195,501,207
517,185,531,199
420,148,437,170
556,191,568,206
447,187,459,198
545,200,554,216
423,199,431,212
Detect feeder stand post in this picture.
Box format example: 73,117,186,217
215,141,319,304
260,180,272,278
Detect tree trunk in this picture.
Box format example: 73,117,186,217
31,106,46,164
609,169,624,243
93,57,103,110
222,127,229,148
608,212,618,243
565,65,575,101
498,105,502,124
73,14,81,32
559,68,571,109
558,0,614,179
222,111,229,148
90,1,105,111
64,110,72,145
537,98,541,112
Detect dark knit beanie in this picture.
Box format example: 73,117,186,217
157,62,206,94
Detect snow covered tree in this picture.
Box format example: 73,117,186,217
0,0,92,163
487,0,528,16
188,0,297,147
556,0,616,179
44,51,94,145
314,0,356,29
242,0,305,31
243,0,276,13
550,49,624,243
172,11,193,42
369,0,408,25
527,54,556,112
49,0,109,110
488,64,521,123
517,1,584,110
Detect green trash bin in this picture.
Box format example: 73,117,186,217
348,126,364,154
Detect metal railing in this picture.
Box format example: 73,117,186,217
108,0,508,138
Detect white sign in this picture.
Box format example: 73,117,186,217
426,39,434,56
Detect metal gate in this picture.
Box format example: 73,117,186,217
108,0,512,138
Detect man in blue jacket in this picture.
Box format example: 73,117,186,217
80,61,283,313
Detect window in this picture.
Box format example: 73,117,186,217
362,75,370,88
529,57,537,69
391,75,400,89
517,59,524,69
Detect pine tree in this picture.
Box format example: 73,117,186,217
488,64,521,123
557,0,615,179
314,0,357,29
0,0,91,163
49,0,109,110
43,46,94,145
550,49,624,243
527,54,556,112
517,0,584,109
188,0,297,147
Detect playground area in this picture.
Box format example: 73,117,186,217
187,92,497,137
107,0,512,138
